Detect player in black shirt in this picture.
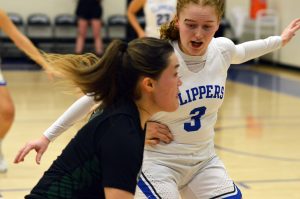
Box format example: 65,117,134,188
75,0,104,55
24,37,182,199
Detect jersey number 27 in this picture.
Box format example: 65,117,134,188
156,14,170,25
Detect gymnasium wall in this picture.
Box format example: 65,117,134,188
0,0,299,68
226,0,300,68
0,0,126,22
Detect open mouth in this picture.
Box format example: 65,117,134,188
191,41,204,48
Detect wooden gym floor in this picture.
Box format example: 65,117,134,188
0,63,300,198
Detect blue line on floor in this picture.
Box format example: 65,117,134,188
228,66,300,98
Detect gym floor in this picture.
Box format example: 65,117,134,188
1,63,300,199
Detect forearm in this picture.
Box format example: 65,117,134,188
127,0,145,37
43,95,97,141
104,188,133,199
127,12,144,36
232,36,282,64
11,33,48,68
0,10,48,69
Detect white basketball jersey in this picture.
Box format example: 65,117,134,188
145,36,281,159
146,38,235,159
143,0,176,38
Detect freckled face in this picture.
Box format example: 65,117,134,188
153,53,182,112
176,4,220,56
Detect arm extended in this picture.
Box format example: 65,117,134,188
0,9,48,69
232,18,300,64
14,95,97,164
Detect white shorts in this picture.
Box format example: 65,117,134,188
0,66,7,86
135,151,242,199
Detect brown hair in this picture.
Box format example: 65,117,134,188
160,0,225,41
43,37,174,108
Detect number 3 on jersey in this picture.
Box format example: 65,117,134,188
184,107,207,132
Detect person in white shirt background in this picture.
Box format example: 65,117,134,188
127,0,177,38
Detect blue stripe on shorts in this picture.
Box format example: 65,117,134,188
137,179,158,199
137,172,162,199
0,81,7,86
210,183,242,199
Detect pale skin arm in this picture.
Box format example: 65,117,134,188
280,18,300,47
0,9,49,69
104,188,133,199
232,18,300,64
127,0,146,38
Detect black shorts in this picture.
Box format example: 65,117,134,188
75,0,103,20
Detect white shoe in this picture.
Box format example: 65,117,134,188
0,154,7,173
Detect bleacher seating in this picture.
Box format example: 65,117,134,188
0,12,131,58
0,12,26,58
53,14,77,53
106,14,128,41
26,13,53,52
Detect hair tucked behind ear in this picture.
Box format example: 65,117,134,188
43,37,174,108
160,19,180,41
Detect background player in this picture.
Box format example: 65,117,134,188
127,0,177,38
0,8,49,173
75,0,104,55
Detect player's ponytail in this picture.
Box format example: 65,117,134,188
43,37,174,108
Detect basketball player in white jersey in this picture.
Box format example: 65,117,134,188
15,0,300,198
127,0,177,38
0,9,49,174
